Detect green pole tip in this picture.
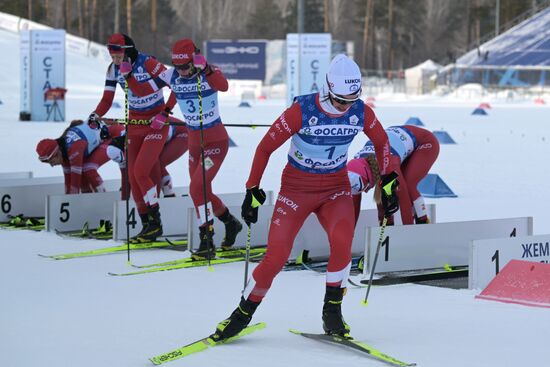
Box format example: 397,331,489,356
207,265,215,273
361,300,369,306
443,263,452,271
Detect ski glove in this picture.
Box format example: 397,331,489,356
119,61,132,77
241,187,266,225
100,124,110,140
88,112,100,128
109,135,126,151
193,54,207,71
150,112,168,130
380,171,399,217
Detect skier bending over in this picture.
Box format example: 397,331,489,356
36,120,126,196
348,125,439,225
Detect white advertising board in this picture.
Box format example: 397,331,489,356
29,29,66,121
364,217,533,275
286,33,331,106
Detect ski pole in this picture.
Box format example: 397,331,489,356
123,79,131,264
361,216,388,306
197,74,213,272
99,117,270,128
243,224,252,290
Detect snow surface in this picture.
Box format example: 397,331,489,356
1,28,550,367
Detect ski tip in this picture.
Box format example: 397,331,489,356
360,299,369,307
149,357,161,366
288,329,301,335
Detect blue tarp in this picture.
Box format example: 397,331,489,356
472,108,488,115
433,131,456,144
418,174,457,198
405,117,425,126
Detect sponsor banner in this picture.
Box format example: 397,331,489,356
286,33,331,106
206,40,266,80
18,18,50,31
0,12,20,32
20,30,31,114
66,34,89,57
29,30,66,121
89,41,112,62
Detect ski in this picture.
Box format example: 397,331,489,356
149,322,266,365
38,239,188,260
289,329,416,367
131,246,267,269
348,266,469,287
108,252,264,276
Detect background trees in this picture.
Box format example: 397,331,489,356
0,0,546,70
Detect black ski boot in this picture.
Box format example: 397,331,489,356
322,286,351,338
129,213,149,243
210,297,260,342
218,208,243,250
192,221,215,260
134,205,163,243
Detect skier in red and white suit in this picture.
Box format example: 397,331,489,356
210,55,399,342
348,125,439,225
124,39,243,257
36,120,126,195
89,33,182,242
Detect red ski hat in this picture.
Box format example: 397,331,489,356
36,139,60,162
347,157,374,195
107,33,131,54
171,39,197,65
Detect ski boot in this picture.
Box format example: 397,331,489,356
132,206,163,243
210,297,260,342
414,215,430,224
322,286,351,338
129,213,149,243
218,208,243,250
192,221,215,260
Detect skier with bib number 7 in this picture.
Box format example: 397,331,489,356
210,54,399,342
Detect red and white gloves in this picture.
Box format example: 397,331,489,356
150,111,168,130
119,61,132,78
193,54,207,71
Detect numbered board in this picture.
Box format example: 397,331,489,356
112,196,193,240
363,217,533,275
289,204,436,261
0,178,121,222
46,191,121,232
469,234,550,290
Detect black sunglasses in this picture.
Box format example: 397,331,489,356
329,89,361,105
107,44,133,53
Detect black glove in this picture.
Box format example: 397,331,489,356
110,135,126,151
241,187,266,225
380,171,399,217
88,112,100,129
100,125,110,140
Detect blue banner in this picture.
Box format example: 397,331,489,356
206,41,266,81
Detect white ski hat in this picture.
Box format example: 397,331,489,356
326,54,362,95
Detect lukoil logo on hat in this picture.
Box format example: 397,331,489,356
326,54,362,95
